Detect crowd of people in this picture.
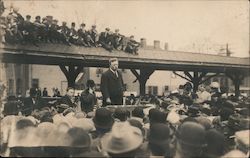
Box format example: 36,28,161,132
1,7,141,54
1,79,249,157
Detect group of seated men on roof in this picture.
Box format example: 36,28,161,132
0,7,141,55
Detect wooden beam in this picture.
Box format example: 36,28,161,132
59,65,69,78
184,71,193,80
173,71,192,82
130,69,140,83
199,73,219,84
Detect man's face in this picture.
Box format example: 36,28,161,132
67,89,74,97
110,60,119,71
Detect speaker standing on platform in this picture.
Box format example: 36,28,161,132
100,58,124,106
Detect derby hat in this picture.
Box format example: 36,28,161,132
93,108,114,129
149,123,170,145
176,122,206,147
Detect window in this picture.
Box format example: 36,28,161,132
148,86,158,95
96,68,103,77
16,78,22,95
32,79,39,88
8,79,14,95
164,86,169,91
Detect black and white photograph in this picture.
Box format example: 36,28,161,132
0,0,249,157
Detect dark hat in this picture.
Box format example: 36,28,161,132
35,16,41,20
149,109,167,124
181,117,198,124
195,117,212,130
46,15,53,20
148,108,158,120
161,100,171,109
105,27,110,31
220,107,234,121
188,104,200,117
71,22,75,26
176,122,206,147
56,104,70,113
86,80,95,88
113,107,128,122
16,119,35,130
128,119,144,134
67,127,91,147
132,107,145,118
205,129,225,156
222,101,235,110
149,123,170,145
26,15,31,19
80,23,86,27
93,108,114,129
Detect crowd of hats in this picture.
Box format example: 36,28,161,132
1,81,250,157
1,8,140,54
1,101,249,157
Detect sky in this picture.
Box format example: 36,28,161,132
3,0,249,57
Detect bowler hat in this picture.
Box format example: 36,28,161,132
113,107,128,121
205,129,225,156
101,122,143,154
149,123,170,145
132,107,145,118
176,122,206,147
149,109,167,124
93,108,114,129
195,116,212,130
67,127,91,148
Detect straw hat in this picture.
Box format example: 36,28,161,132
101,122,143,154
72,118,95,132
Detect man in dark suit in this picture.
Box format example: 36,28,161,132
22,15,38,46
98,27,113,52
58,87,77,108
100,58,124,106
80,80,97,113
22,88,47,116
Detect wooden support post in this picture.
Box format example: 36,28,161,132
175,71,216,93
59,65,84,88
192,71,199,93
131,68,154,96
226,71,245,98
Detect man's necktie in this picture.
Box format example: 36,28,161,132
115,71,118,78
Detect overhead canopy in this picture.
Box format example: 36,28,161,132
0,43,249,73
